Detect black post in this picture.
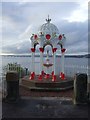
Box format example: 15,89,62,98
6,71,19,102
25,68,28,75
73,73,88,105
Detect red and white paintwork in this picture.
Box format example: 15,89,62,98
30,16,66,81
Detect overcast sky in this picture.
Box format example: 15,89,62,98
0,0,89,55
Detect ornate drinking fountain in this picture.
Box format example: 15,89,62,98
29,16,66,81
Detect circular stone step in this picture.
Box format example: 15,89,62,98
21,75,74,91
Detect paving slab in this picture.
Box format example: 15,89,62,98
2,97,88,119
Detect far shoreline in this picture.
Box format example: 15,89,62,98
1,54,90,58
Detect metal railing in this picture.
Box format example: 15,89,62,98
64,65,89,77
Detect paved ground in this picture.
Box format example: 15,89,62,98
1,76,89,119
2,97,88,119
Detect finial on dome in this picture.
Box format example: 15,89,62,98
46,15,51,23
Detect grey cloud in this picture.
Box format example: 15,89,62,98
2,40,31,54
57,20,88,34
57,20,88,49
2,2,88,55
2,2,79,28
2,20,88,55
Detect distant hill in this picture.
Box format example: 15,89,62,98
64,54,90,58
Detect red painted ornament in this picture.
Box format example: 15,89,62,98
59,35,62,40
60,72,65,80
46,34,51,40
31,48,35,52
41,71,44,75
39,48,44,53
29,72,35,80
44,74,50,79
52,48,57,53
34,34,38,40
38,74,42,80
61,48,66,53
52,75,56,82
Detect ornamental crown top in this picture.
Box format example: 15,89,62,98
46,15,51,23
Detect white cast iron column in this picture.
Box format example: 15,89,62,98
29,48,35,80
60,48,66,80
38,48,44,80
52,48,57,81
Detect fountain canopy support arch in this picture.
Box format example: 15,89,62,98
30,16,66,81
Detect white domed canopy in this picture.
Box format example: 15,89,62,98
38,16,59,35
30,16,66,50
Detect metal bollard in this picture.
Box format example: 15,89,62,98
73,73,88,105
25,68,28,76
6,71,19,101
